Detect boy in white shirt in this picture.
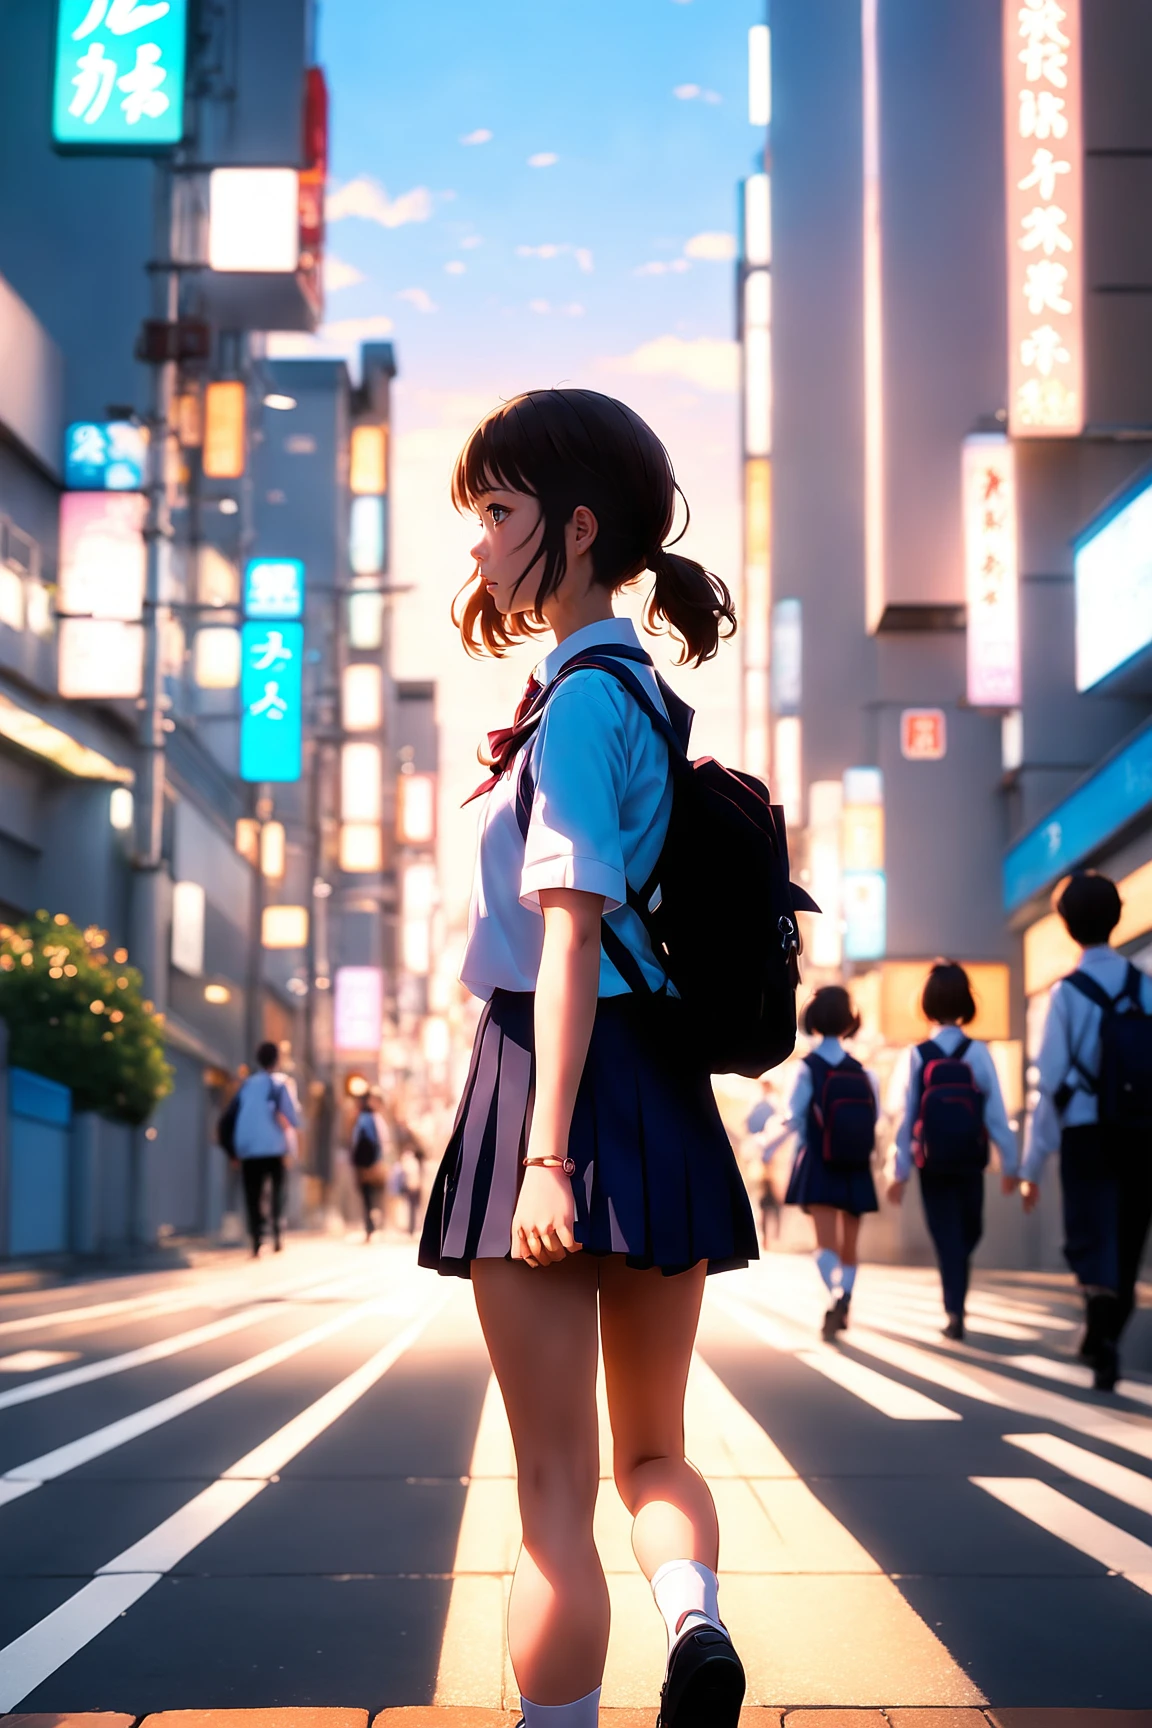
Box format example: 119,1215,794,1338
1021,871,1152,1390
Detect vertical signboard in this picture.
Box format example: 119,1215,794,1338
57,491,146,698
1005,0,1084,436
334,966,384,1055
244,558,304,620
240,621,303,782
842,767,885,962
52,0,188,150
963,434,1021,708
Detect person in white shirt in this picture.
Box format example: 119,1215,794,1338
418,390,754,1728
1021,870,1152,1390
889,962,1018,1341
231,1041,300,1256
782,986,880,1339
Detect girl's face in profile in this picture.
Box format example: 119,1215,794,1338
470,486,544,616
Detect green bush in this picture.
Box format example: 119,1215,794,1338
0,912,174,1126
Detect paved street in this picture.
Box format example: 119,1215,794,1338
0,1241,1149,1717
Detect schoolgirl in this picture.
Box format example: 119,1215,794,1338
889,961,1018,1341
783,985,879,1339
419,389,757,1728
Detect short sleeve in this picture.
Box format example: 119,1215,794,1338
519,675,629,912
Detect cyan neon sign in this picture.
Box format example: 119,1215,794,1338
52,0,188,151
244,559,305,621
240,622,303,783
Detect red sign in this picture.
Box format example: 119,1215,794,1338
901,709,947,761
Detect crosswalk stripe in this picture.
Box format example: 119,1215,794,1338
1010,1353,1152,1410
709,1291,961,1420
0,1288,426,1504
0,1287,453,1712
1004,1432,1152,1516
972,1475,1152,1596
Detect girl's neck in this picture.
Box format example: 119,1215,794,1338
541,575,615,644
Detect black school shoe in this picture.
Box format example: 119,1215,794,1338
1093,1339,1119,1392
821,1303,841,1342
834,1293,851,1332
657,1623,746,1728
942,1314,964,1341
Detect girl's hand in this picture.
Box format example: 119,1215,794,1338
887,1179,906,1206
1000,1174,1020,1196
1020,1179,1040,1214
511,1164,582,1267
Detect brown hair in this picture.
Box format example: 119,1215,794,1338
801,986,862,1040
1053,870,1121,947
921,961,977,1026
450,388,736,666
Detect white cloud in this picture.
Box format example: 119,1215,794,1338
460,235,483,250
319,314,395,342
685,230,737,261
460,128,492,145
266,313,395,366
326,176,434,229
673,83,722,104
397,287,438,314
529,299,551,314
600,335,739,394
323,254,365,291
562,303,585,317
515,242,594,273
444,260,466,275
635,258,691,276
528,152,558,168
526,300,585,318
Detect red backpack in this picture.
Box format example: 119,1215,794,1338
805,1053,877,1169
912,1038,989,1172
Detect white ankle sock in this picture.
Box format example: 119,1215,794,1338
651,1558,723,1653
815,1247,840,1292
520,1686,601,1728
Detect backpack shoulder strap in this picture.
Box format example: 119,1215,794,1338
1062,970,1114,1014
953,1036,972,1061
917,1040,942,1064
838,1054,865,1075
1122,962,1147,1012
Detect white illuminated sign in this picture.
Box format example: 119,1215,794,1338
58,492,146,621
334,964,383,1054
341,742,383,823
171,880,205,977
963,434,1021,708
1074,473,1152,692
58,618,144,699
209,169,300,274
1004,0,1084,437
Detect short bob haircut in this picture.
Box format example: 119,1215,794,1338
802,985,861,1040
451,388,736,666
1053,869,1122,947
921,961,977,1026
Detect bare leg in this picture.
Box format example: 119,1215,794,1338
598,1258,718,1578
809,1204,839,1251
472,1255,608,1705
838,1212,860,1266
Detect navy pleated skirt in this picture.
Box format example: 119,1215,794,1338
418,988,758,1278
784,1143,878,1216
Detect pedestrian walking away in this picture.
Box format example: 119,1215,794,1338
226,1041,301,1257
350,1089,391,1241
889,961,1019,1341
1020,869,1152,1390
418,388,786,1728
744,1079,782,1248
783,985,880,1339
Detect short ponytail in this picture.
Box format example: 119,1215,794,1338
645,546,736,667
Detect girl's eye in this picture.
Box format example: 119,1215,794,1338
488,503,509,525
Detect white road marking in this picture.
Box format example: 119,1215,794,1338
0,1351,80,1372
0,1292,410,1505
1004,1432,1152,1517
710,1291,961,1420
1010,1353,1152,1410
0,1287,452,1711
972,1475,1152,1596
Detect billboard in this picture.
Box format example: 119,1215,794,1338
963,434,1020,709
52,0,188,151
334,966,383,1054
64,421,147,491
244,558,304,620
240,621,303,782
1074,471,1152,693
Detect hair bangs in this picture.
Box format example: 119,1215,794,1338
451,403,541,515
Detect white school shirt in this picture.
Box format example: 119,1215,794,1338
459,616,673,1001
783,1038,882,1134
890,1025,1018,1183
1021,946,1152,1182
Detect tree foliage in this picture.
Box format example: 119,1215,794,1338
0,912,173,1125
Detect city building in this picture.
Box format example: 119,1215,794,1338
743,1,1152,1269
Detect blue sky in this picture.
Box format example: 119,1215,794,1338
311,0,762,405
298,0,764,925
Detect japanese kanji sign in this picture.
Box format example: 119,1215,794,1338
900,709,948,761
244,559,305,621
963,434,1021,708
1004,0,1084,436
240,621,303,782
52,0,188,150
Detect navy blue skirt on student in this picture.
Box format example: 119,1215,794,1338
419,988,759,1278
784,1145,878,1216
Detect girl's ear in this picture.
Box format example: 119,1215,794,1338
569,504,599,555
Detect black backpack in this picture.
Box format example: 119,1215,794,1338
806,1053,876,1168
1057,964,1152,1129
912,1037,989,1173
510,644,817,1076
217,1093,240,1156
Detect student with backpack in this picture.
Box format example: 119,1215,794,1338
889,962,1018,1341
227,1041,300,1257
418,390,808,1728
350,1090,390,1241
1020,871,1152,1391
783,986,879,1340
